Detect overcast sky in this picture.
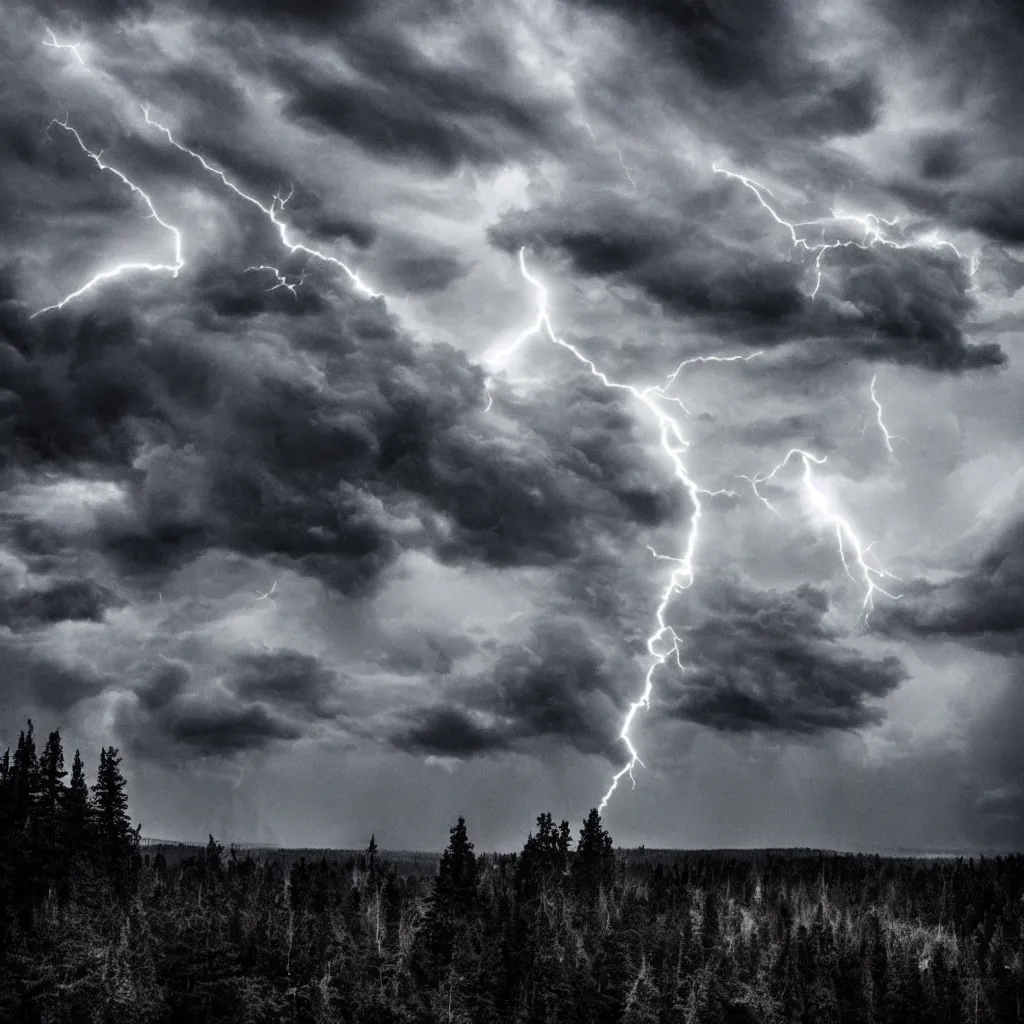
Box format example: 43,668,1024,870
3,0,1024,852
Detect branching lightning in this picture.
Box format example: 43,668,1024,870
486,248,761,810
246,265,309,297
37,28,914,812
141,108,381,300
712,165,979,299
41,27,381,307
741,448,902,621
31,116,185,318
43,27,85,66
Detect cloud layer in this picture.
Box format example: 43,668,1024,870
1,0,1022,850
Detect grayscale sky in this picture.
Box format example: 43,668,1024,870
3,0,1024,852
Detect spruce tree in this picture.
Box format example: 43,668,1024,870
574,807,615,897
11,720,39,832
366,833,379,884
62,748,92,853
91,746,138,874
35,729,67,884
437,815,477,907
0,747,12,839
423,816,478,982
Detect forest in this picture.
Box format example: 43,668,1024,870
2,719,1023,1023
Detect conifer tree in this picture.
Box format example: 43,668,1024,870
91,746,138,874
437,815,477,908
422,816,478,983
11,720,39,832
574,807,615,897
62,748,91,853
35,729,67,886
0,747,12,837
366,833,379,884
37,730,66,822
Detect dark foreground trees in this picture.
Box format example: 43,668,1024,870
1,721,1023,1023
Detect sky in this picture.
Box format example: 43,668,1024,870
2,0,1024,853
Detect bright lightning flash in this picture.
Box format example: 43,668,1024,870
255,580,278,610
141,109,380,300
486,248,761,810
246,265,309,297
713,165,978,299
39,30,382,314
742,448,902,621
31,116,184,318
43,27,85,66
869,373,904,456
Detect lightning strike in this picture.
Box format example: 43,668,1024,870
31,117,185,318
712,165,978,299
869,373,904,456
246,265,308,297
613,145,637,191
742,448,902,621
486,248,754,811
256,581,278,610
141,108,381,300
43,27,85,66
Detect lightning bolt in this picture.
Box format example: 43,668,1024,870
39,34,382,309
38,28,911,811
487,248,761,810
613,146,637,192
712,165,979,299
255,580,278,610
742,448,902,621
869,373,904,457
31,116,185,318
141,108,380,300
246,265,309,298
43,27,85,67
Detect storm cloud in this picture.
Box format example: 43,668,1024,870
878,517,1024,655
663,579,908,735
1,0,1022,852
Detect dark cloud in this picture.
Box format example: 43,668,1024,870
489,192,1005,372
272,27,567,173
489,198,806,334
829,246,1004,372
392,617,626,761
877,518,1024,654
398,705,507,757
117,650,346,760
0,643,112,713
1,251,684,606
164,703,303,756
0,578,121,631
573,0,884,142
24,0,154,24
228,649,338,717
663,579,907,734
6,0,1022,850
872,0,1024,245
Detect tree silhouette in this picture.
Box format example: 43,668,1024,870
574,807,615,898
91,746,138,876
